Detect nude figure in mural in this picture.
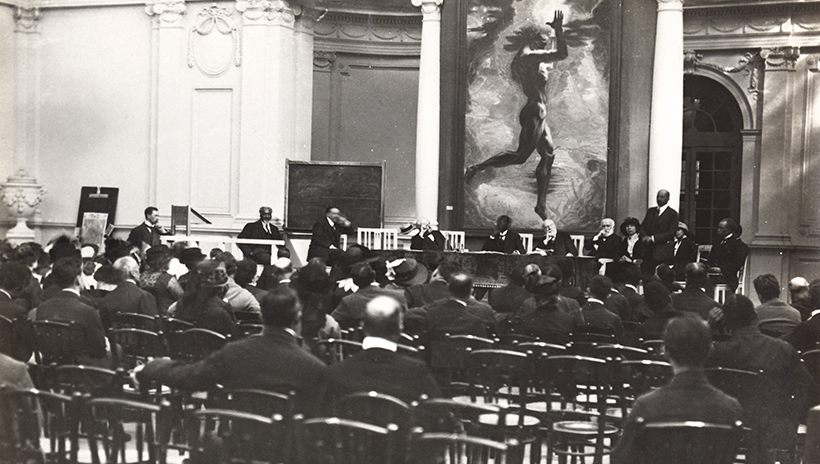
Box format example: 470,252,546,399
464,10,568,220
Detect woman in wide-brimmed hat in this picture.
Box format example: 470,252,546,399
385,258,429,290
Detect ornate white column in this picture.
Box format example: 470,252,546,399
411,0,442,224
13,7,40,182
647,0,684,209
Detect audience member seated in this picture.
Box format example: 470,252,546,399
789,277,813,322
637,281,683,341
653,264,683,294
215,252,260,313
708,218,749,292
409,217,447,251
328,245,372,307
237,206,285,265
504,273,582,345
321,295,441,405
786,279,820,353
307,206,354,266
556,257,586,307
707,294,820,451
406,258,457,309
605,285,631,320
177,247,207,291
488,263,532,315
754,273,801,339
615,263,651,323
405,272,497,337
257,257,294,292
584,217,623,261
533,219,577,256
0,261,35,361
517,264,582,317
167,241,190,278
671,263,721,322
618,217,646,273
576,275,624,343
612,314,743,464
88,265,117,304
666,222,698,281
40,238,84,301
385,258,428,291
482,215,525,254
138,245,183,315
290,261,341,355
169,259,236,338
33,257,111,367
137,287,326,412
78,245,100,291
9,241,45,311
234,258,267,304
332,262,406,329
98,256,159,330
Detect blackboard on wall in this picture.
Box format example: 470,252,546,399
76,187,119,227
285,160,384,230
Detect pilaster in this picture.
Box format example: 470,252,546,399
13,7,41,180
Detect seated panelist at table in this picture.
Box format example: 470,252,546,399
237,206,287,264
307,206,355,266
584,218,622,260
408,217,447,252
533,219,577,256
482,215,526,254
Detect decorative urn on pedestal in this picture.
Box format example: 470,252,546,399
0,169,45,245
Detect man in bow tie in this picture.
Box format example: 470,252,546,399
128,206,170,253
481,215,525,254
238,206,286,264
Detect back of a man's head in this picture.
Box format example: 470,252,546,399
350,262,375,288
0,261,32,293
621,263,642,286
50,257,82,289
215,251,238,276
113,256,139,282
722,294,757,330
644,280,672,313
588,275,612,301
684,262,709,288
363,295,403,340
434,258,459,283
259,287,300,328
753,274,780,302
234,259,258,287
663,314,712,369
789,277,810,300
448,273,473,300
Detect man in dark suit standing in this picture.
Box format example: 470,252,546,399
137,287,327,412
640,189,679,276
33,257,111,367
307,206,354,266
237,206,285,264
322,295,440,404
482,215,525,254
128,206,170,252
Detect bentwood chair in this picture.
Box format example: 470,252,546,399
296,417,401,464
33,320,85,365
409,431,523,464
186,408,290,464
86,397,173,464
632,417,743,464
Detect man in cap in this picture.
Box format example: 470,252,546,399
506,273,582,344
786,279,820,352
405,272,497,337
237,206,287,265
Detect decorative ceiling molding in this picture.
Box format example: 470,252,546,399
313,8,421,55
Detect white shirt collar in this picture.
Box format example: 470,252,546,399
63,287,81,297
587,297,605,305
144,220,154,228
658,204,668,215
811,309,820,319
0,289,10,299
625,284,638,292
362,336,398,352
327,217,335,227
451,298,468,307
284,327,298,338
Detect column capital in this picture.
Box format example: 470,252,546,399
760,46,800,71
656,0,683,11
266,0,301,24
14,7,40,33
411,0,443,16
236,0,271,21
145,0,186,23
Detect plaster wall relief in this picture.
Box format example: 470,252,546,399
313,11,421,55
188,4,241,77
798,54,820,237
14,7,40,33
145,0,187,24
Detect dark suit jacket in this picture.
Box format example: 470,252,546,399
507,302,583,344
482,231,525,254
708,235,749,291
410,230,446,251
35,290,107,359
173,297,236,338
0,293,34,362
616,284,651,323
307,218,352,262
237,220,282,258
641,206,679,262
585,233,623,260
534,232,578,256
670,237,698,280
612,370,743,464
127,223,164,248
708,325,820,446
98,281,159,330
321,347,441,404
488,283,531,314
331,285,407,327
786,312,820,353
405,280,449,309
405,298,497,337
139,329,326,411
671,287,721,322
636,307,684,341
576,300,624,342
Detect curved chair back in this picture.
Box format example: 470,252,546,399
168,328,227,362
634,417,743,464
33,320,84,365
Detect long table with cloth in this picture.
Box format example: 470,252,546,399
370,250,598,289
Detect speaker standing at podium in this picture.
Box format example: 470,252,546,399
128,206,170,252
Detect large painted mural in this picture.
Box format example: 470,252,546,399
463,0,611,231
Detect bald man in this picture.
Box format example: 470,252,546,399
238,206,284,264
640,189,679,276
320,295,440,404
410,217,447,252
534,219,577,256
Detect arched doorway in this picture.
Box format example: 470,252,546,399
681,75,744,245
